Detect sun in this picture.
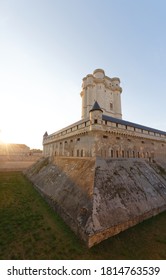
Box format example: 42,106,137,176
0,129,12,144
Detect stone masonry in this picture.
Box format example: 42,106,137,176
43,69,166,161
25,68,166,247
25,156,166,247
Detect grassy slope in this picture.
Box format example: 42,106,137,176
0,171,166,260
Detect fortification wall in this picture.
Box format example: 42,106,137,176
25,156,166,247
43,127,166,160
87,158,166,247
24,157,95,242
43,109,166,160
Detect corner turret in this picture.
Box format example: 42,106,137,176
89,101,103,131
43,131,48,138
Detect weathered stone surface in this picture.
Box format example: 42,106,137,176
87,158,166,247
25,157,166,247
43,69,166,161
25,157,95,242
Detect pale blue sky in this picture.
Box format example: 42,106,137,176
0,0,166,148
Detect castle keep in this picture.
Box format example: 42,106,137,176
43,69,166,161
26,69,166,247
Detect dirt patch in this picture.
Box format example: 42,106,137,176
0,161,39,171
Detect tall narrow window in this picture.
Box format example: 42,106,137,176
110,102,113,110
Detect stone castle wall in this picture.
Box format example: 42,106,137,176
40,69,166,247
25,156,166,247
43,68,166,161
43,117,166,160
80,69,122,119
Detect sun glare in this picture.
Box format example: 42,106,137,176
0,129,12,145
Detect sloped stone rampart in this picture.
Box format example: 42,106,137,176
24,157,95,242
25,157,166,247
87,158,166,247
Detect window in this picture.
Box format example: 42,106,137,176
103,135,108,139
110,103,113,110
94,119,98,124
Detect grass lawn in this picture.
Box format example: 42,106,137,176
0,171,166,260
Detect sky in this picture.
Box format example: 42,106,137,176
0,0,166,149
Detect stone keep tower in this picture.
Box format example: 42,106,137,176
80,69,122,119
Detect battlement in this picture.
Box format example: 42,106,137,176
81,69,122,119
43,69,166,161
40,68,166,247
43,111,166,159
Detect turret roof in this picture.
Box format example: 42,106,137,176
43,131,48,137
90,101,103,112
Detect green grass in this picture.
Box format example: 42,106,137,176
0,171,166,260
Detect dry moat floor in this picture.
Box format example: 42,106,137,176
0,171,166,260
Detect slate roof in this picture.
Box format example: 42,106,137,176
102,114,166,136
90,101,103,112
43,131,48,137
